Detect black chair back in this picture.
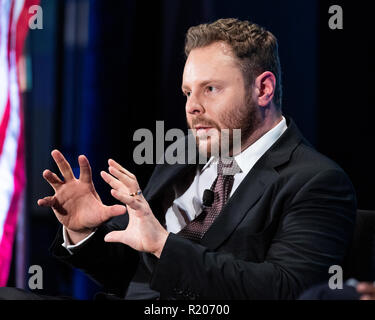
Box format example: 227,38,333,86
343,209,375,281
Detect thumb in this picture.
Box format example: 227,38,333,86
103,204,126,220
37,196,56,208
104,230,128,243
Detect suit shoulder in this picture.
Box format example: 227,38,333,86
290,141,347,175
277,140,356,196
276,141,357,209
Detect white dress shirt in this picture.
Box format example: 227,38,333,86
62,117,287,252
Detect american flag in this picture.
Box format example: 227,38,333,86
0,0,38,286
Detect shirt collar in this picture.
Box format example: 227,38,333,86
201,116,287,175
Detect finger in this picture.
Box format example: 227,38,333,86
42,169,63,191
51,149,75,181
104,230,130,244
360,294,373,300
108,159,135,179
37,196,56,208
108,166,135,188
78,155,92,183
111,189,142,210
100,171,124,191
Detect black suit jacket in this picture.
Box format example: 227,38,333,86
50,118,357,299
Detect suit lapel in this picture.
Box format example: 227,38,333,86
143,163,191,202
201,118,303,250
200,165,279,249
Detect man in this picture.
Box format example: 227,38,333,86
1,18,357,300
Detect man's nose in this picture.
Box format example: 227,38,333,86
186,94,204,115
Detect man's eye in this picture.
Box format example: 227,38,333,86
207,86,216,93
184,91,191,97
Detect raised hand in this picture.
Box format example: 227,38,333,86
100,159,169,258
37,150,126,243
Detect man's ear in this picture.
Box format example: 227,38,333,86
254,71,276,107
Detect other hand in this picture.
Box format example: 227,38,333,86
100,159,169,258
37,150,126,243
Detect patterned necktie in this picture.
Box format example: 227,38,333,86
178,158,241,242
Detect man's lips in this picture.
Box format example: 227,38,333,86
194,126,218,138
194,125,214,131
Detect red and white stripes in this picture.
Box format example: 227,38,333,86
0,0,36,286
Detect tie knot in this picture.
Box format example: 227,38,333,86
217,157,241,176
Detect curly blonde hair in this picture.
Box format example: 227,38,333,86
185,18,282,108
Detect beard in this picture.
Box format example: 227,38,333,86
187,92,261,159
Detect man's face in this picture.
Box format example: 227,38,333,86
182,41,260,157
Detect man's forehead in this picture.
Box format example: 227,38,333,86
183,42,239,86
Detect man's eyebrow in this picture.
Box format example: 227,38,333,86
182,79,223,91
